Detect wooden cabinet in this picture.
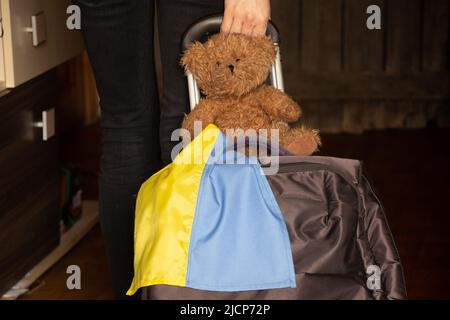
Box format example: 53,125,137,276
0,0,84,88
0,0,87,297
0,70,60,296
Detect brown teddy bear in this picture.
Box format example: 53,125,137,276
181,33,320,156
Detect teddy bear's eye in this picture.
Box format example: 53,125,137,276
216,61,221,67
235,58,241,62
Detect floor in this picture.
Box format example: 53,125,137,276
20,123,450,300
20,225,114,300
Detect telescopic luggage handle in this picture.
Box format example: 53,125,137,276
181,14,285,111
181,14,280,50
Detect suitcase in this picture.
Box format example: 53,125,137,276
141,14,407,300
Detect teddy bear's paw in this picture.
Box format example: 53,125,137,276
284,128,321,156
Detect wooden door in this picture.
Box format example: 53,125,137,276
271,0,449,133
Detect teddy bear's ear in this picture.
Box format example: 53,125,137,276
256,36,277,65
180,41,207,75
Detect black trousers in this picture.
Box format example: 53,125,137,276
74,0,223,299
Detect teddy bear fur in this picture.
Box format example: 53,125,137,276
181,33,320,156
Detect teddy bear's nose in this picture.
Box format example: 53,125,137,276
228,64,235,72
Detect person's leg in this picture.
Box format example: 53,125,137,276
73,0,161,299
157,0,224,165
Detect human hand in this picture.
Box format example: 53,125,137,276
221,0,271,36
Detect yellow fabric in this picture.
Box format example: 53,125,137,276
127,125,221,296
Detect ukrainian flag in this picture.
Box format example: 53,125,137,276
127,125,295,295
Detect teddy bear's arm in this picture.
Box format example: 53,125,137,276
256,86,301,122
181,99,222,137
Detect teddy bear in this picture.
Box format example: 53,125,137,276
180,33,320,156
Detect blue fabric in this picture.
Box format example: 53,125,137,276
186,132,296,291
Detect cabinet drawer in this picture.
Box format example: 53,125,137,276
0,75,59,219
0,71,60,295
0,0,84,88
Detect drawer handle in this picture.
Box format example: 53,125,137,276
24,12,47,47
34,108,55,141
